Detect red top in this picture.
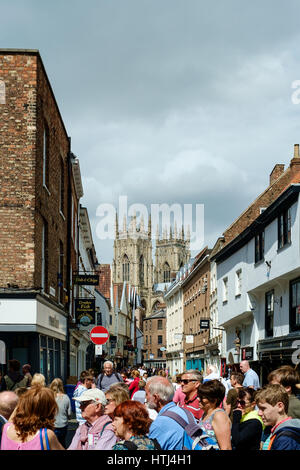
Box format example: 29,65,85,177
128,377,140,397
180,393,204,421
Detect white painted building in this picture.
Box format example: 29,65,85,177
165,272,184,376
213,184,300,383
69,206,99,378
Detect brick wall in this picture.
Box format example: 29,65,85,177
143,314,166,363
223,149,300,246
0,50,70,305
183,250,211,367
97,264,111,300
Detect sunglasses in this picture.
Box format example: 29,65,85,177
181,379,197,384
105,398,115,404
79,400,96,409
236,399,246,407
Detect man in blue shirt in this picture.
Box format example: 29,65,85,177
145,376,197,450
240,360,260,390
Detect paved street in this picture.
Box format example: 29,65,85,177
66,413,78,448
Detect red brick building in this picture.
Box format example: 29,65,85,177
0,49,73,382
182,247,211,372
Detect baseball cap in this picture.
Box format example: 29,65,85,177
73,388,107,405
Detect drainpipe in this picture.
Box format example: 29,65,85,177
66,137,72,381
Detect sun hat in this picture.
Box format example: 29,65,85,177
73,388,107,405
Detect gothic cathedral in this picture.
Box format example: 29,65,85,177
112,213,190,325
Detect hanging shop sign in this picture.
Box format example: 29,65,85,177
200,319,210,329
75,298,96,327
73,273,99,286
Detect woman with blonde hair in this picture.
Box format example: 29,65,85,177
49,378,71,447
104,384,130,419
0,386,64,450
31,373,46,388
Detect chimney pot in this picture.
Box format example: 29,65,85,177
294,144,299,158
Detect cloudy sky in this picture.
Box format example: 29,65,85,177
2,0,300,263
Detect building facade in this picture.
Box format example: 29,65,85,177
182,247,211,372
214,184,300,383
0,49,70,383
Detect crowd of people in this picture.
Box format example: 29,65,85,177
0,358,300,451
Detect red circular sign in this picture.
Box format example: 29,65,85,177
90,326,110,345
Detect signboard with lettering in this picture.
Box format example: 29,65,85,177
75,298,96,327
73,274,99,286
200,319,210,329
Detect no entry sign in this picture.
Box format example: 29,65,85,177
90,326,109,345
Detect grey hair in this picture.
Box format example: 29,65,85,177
182,369,203,382
104,361,114,367
147,376,175,403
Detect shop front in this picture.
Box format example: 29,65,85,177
257,333,300,385
0,293,67,383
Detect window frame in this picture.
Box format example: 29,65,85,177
265,289,274,338
278,207,291,250
290,277,300,332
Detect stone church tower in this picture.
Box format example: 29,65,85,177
112,213,190,323
154,224,190,284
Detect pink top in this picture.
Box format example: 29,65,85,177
173,387,186,406
1,423,45,450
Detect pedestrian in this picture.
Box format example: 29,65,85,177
131,379,146,404
0,386,64,450
231,387,264,450
128,370,140,397
49,378,72,448
203,365,220,383
173,375,185,406
96,361,123,392
112,400,161,450
120,370,132,385
256,383,300,450
268,365,300,419
146,376,197,450
178,370,203,421
225,371,244,422
239,360,260,390
68,388,117,450
0,359,30,392
197,379,232,450
73,373,95,425
104,384,130,419
31,373,46,388
22,364,32,387
0,391,19,443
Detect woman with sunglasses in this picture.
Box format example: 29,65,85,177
104,384,130,419
197,379,232,450
231,387,264,451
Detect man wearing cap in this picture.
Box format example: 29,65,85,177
68,388,117,450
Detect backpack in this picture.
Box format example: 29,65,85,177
160,407,219,450
97,372,122,389
121,438,161,450
4,374,29,391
